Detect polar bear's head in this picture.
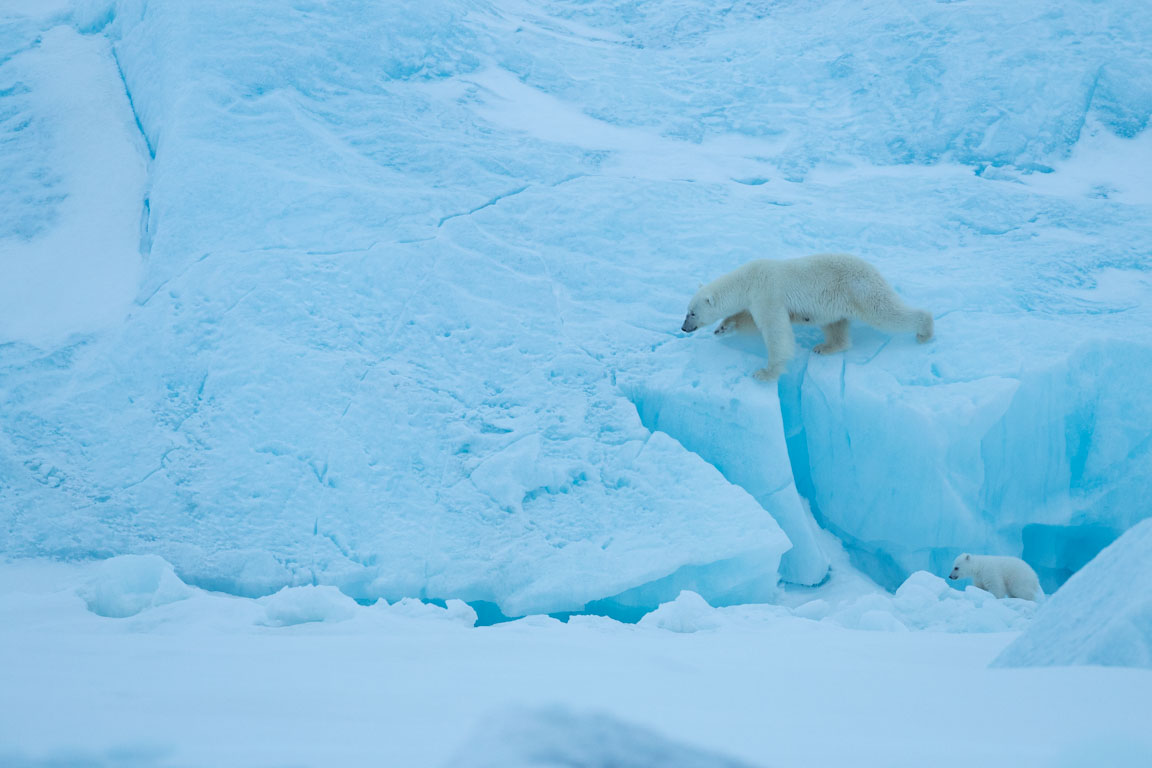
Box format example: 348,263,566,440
683,266,750,332
681,288,721,332
949,553,974,580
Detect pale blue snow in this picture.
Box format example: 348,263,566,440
1,0,1151,617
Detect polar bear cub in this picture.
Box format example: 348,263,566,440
681,253,933,381
949,553,1042,601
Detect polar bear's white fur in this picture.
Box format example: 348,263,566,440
949,553,1042,601
680,254,934,381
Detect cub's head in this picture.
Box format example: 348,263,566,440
949,553,973,580
682,287,722,333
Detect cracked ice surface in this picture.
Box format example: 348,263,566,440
2,0,1152,612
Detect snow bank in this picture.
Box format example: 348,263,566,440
78,554,191,618
446,707,757,768
832,571,1036,633
639,572,1036,634
994,518,1152,669
800,569,1038,632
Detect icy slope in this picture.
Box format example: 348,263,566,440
994,517,1152,669
2,0,1151,611
1,0,797,615
0,19,147,344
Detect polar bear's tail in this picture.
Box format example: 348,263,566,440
856,291,935,344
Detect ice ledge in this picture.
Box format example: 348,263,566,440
620,332,831,586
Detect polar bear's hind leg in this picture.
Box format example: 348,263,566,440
813,318,851,355
854,289,934,344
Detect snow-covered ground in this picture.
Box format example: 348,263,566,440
3,0,1152,763
2,558,1150,768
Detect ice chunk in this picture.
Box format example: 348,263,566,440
79,555,191,618
173,548,295,599
638,590,721,634
792,599,830,621
379,597,478,627
445,707,758,768
994,518,1152,669
258,585,357,627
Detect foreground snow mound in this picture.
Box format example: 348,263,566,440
446,707,758,768
823,571,1036,633
638,572,1034,634
78,555,191,618
994,518,1152,669
380,597,478,627
638,590,722,634
258,585,358,627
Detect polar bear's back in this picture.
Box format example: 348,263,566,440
759,253,899,323
773,253,886,283
975,555,1043,601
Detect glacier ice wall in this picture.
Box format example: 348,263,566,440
781,330,1152,591
1,0,798,616
2,0,1151,612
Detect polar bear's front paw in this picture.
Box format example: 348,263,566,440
753,364,785,382
714,322,732,336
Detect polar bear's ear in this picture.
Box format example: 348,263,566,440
964,554,971,561
704,295,715,307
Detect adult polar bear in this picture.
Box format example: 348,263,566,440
681,253,934,381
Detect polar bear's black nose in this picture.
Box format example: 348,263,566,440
682,317,697,333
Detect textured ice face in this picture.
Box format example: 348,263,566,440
2,0,1151,614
